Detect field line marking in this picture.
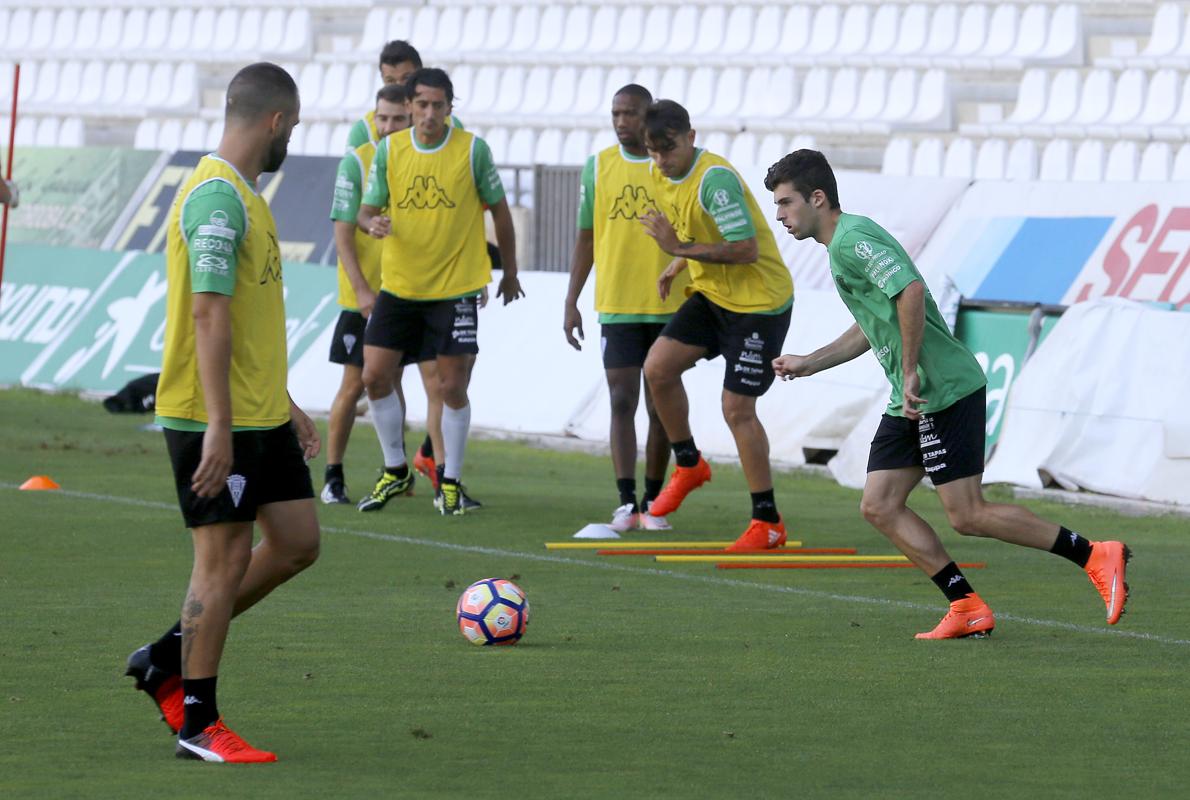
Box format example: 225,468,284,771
6,483,1187,648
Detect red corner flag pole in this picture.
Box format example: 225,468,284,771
1,62,20,304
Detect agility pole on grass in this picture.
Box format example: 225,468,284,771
0,63,20,303
656,554,913,563
716,562,988,570
597,548,859,556
546,540,804,549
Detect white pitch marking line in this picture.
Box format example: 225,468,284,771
5,484,1184,648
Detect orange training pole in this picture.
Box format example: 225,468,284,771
1,62,20,303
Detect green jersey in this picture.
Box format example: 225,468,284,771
827,213,985,416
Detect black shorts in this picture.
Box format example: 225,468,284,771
329,310,367,367
601,322,667,370
867,387,986,486
364,290,479,358
660,292,791,397
164,424,314,528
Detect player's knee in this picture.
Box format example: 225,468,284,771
608,384,638,418
860,496,896,529
284,530,321,572
946,506,987,537
643,356,669,389
720,395,756,429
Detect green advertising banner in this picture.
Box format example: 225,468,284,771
954,307,1060,454
0,245,339,394
0,147,164,249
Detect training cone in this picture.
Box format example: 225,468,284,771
19,475,61,491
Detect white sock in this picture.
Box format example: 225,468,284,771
368,391,406,469
441,403,471,481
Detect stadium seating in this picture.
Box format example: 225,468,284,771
0,0,1182,173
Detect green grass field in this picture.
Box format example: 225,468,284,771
2,388,1188,799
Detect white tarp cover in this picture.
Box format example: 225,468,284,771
984,298,1190,506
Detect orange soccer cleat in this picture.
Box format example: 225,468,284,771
126,645,184,734
915,594,996,640
647,458,712,517
727,516,787,551
176,719,277,763
413,450,439,489
1085,541,1131,625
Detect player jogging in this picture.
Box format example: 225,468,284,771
764,149,1131,639
125,63,320,761
346,40,463,151
564,84,684,532
639,100,795,551
356,68,524,515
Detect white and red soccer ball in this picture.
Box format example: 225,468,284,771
456,578,529,646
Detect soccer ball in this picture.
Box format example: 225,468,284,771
456,578,529,646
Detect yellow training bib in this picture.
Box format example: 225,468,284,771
157,156,290,427
592,145,686,315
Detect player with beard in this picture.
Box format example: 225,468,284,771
125,63,320,762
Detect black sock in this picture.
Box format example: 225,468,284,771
324,463,344,484
1050,526,1093,568
435,464,445,487
931,562,975,603
671,438,700,468
642,478,664,508
385,464,410,479
419,435,433,458
149,622,182,675
179,676,220,739
750,489,780,523
616,478,637,509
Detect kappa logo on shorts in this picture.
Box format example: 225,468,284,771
397,176,456,210
226,474,247,508
343,333,357,353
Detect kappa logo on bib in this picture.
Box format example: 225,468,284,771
398,176,456,210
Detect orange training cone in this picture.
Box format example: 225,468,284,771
19,475,61,491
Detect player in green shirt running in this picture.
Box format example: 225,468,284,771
764,149,1131,640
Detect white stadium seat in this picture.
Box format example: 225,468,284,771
560,129,591,165
557,6,591,55
722,6,755,56
534,128,563,165
1104,140,1139,181
587,6,618,55
484,127,510,164
943,137,975,178
1053,69,1113,137
506,127,535,164
1039,138,1072,180
1171,144,1190,180
1071,139,1105,181
58,118,84,148
1123,69,1181,137
34,116,60,147
29,9,54,51
537,6,569,55
611,7,646,55
881,138,913,176
54,61,82,107
143,9,169,53
748,5,781,56
911,138,944,177
358,7,387,54
1005,138,1039,181
1138,142,1172,180
1022,69,1080,136
778,6,813,57
1088,69,1148,136
77,60,105,107
665,7,699,55
974,138,1007,180
181,119,207,151
157,119,182,152
693,6,726,56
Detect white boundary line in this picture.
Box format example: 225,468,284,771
5,483,1187,648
